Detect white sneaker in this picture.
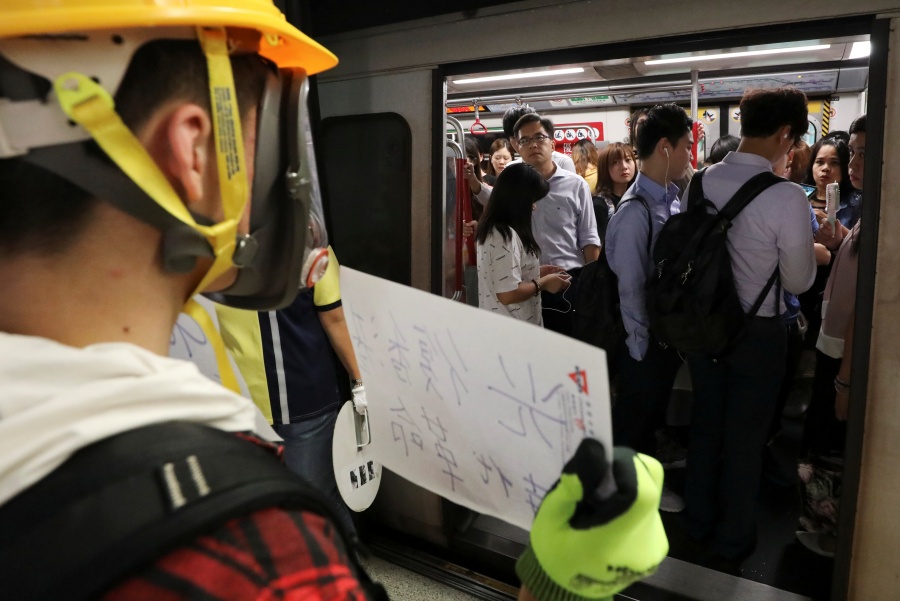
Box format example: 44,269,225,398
659,486,685,513
795,531,835,557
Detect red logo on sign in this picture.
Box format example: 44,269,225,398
569,367,589,395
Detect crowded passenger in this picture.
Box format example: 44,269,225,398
514,113,601,336
606,103,693,512
592,142,637,245
485,137,515,185
797,116,867,558
572,138,600,194
503,104,577,173
681,88,816,574
475,163,571,325
705,134,739,166
463,137,489,219
799,136,855,347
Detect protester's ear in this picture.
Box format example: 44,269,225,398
158,103,213,205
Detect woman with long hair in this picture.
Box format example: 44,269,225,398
805,137,857,229
571,139,599,194
800,136,856,347
476,163,570,325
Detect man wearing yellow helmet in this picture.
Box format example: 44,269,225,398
0,2,390,599
0,3,671,600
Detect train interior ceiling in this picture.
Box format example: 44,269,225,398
445,35,870,155
347,29,872,601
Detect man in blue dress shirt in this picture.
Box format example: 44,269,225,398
605,104,693,514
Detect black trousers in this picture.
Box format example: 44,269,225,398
685,317,786,558
611,336,683,456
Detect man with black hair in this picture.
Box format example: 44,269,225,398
514,113,600,335
0,3,670,599
503,104,577,173
681,88,815,573
605,103,693,513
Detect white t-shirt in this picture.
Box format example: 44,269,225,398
0,332,277,507
476,227,543,326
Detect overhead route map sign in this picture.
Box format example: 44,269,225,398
339,268,611,530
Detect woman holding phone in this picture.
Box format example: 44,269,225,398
476,163,570,326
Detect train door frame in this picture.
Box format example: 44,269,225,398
433,15,885,601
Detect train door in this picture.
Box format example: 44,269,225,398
309,4,898,599
436,22,882,601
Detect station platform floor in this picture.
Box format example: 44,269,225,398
361,555,483,601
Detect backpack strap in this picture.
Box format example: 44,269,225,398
746,267,780,320
0,422,384,601
718,170,784,222
685,167,708,212
688,167,785,321
717,170,784,319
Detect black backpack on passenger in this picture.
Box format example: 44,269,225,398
646,168,782,356
573,196,651,358
0,421,388,601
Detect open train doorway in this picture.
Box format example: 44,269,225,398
432,20,876,601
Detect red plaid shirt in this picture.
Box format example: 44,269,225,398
101,506,372,600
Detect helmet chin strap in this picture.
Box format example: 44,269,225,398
52,27,250,393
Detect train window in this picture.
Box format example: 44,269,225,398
319,113,413,285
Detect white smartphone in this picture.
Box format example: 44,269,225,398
825,182,839,227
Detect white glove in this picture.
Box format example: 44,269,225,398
352,384,368,415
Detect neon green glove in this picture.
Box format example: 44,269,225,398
516,439,668,601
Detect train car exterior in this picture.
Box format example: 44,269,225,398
313,2,900,599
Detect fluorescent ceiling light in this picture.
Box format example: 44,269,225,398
849,41,871,60
645,44,831,65
453,67,584,85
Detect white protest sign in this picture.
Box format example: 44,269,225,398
168,296,250,399
341,268,611,531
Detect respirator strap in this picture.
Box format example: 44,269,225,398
183,298,241,394
51,27,248,301
193,27,250,296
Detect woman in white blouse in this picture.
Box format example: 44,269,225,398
475,163,570,326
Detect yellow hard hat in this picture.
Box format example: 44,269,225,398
0,0,337,74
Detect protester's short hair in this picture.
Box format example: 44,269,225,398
634,103,692,160
502,104,537,138
513,113,555,140
739,88,808,141
1,40,268,257
707,135,739,165
849,114,866,135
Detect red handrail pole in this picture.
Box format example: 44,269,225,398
454,158,466,293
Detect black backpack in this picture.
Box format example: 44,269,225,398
573,196,651,357
0,421,388,601
647,168,782,356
